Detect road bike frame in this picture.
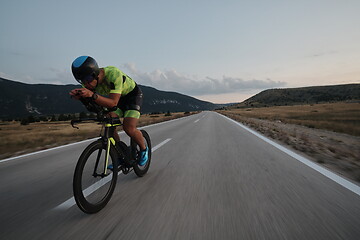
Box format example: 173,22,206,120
72,117,124,175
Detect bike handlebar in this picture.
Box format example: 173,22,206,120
71,117,122,129
70,96,122,129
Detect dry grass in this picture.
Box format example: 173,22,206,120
226,102,360,136
0,112,196,159
218,102,360,182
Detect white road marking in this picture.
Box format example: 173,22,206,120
54,138,172,210
218,113,360,197
0,140,95,164
152,138,172,151
194,119,200,123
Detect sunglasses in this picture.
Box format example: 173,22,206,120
81,75,95,83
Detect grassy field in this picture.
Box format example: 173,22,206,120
224,102,360,136
0,112,195,159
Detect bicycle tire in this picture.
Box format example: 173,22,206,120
131,130,152,177
73,140,118,214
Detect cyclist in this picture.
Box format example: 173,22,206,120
69,56,149,166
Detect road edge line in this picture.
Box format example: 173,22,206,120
0,112,199,163
217,112,360,196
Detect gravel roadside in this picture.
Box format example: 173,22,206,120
219,112,360,183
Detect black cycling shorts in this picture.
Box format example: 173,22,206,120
117,85,143,113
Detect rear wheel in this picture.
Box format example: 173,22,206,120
73,140,118,214
132,130,152,177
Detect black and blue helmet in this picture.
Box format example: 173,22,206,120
71,56,100,83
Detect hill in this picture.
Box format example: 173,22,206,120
231,84,360,108
0,78,217,119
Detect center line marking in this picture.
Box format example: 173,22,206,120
54,138,172,211
194,119,200,123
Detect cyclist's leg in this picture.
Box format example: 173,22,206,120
118,85,144,149
123,110,146,151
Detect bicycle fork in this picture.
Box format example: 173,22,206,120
105,137,117,174
92,137,116,178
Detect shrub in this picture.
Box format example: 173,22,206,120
21,118,29,125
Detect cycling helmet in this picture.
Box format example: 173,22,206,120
71,56,100,83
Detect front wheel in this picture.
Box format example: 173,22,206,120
131,130,152,177
73,140,118,214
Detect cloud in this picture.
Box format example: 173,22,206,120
306,50,338,58
0,72,14,80
0,71,37,84
123,63,286,96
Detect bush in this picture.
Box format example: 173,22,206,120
58,114,67,121
27,115,36,123
21,118,29,125
80,112,88,118
39,116,48,122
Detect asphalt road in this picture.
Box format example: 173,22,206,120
1,111,359,240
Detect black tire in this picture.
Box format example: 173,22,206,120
73,140,118,214
131,130,152,177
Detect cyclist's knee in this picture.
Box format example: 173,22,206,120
123,125,136,137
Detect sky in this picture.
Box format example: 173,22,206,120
1,0,359,103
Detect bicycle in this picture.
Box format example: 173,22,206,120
71,97,151,214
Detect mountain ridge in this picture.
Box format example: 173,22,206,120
0,78,218,119
231,83,360,108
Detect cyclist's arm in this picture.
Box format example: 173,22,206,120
94,93,120,109
77,88,120,108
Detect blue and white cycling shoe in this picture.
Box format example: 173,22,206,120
138,147,149,166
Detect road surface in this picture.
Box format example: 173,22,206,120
1,111,359,239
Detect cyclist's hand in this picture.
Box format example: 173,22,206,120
69,88,87,100
69,88,83,100
78,88,94,98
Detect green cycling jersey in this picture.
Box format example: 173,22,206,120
94,66,136,96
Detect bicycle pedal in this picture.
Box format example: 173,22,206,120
120,166,131,174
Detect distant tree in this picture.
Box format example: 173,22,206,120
39,116,48,122
4,117,13,122
50,115,57,122
21,118,29,125
80,112,88,119
58,114,67,121
27,115,36,123
68,114,77,120
89,113,97,118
